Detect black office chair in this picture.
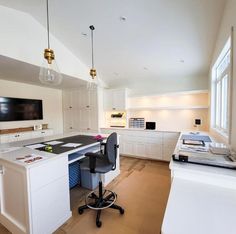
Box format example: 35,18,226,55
78,132,125,227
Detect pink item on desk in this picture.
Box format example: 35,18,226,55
94,135,105,141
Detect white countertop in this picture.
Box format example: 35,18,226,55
162,132,236,234
0,132,100,169
162,178,236,234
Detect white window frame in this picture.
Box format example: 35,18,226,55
211,37,231,139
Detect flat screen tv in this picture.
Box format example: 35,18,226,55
0,97,43,121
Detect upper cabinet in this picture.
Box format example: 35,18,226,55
62,87,99,133
103,88,127,111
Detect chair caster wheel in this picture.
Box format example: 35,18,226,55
78,208,84,215
96,220,102,228
119,208,125,215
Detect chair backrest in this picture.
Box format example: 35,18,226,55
105,132,118,166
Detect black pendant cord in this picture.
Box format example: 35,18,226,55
90,25,95,68
46,0,50,49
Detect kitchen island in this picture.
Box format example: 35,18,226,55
0,132,120,234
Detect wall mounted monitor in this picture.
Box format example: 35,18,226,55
0,97,43,121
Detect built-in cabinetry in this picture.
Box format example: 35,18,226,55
101,128,179,161
0,155,71,234
103,88,127,111
63,87,98,133
0,129,53,144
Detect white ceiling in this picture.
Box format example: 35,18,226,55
0,0,226,89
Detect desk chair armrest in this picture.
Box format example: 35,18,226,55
85,152,101,173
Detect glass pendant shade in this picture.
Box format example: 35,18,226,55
87,78,98,91
39,0,62,86
39,58,63,85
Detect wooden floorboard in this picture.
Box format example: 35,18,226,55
0,156,171,234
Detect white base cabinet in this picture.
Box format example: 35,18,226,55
0,129,53,144
101,128,179,161
0,156,71,234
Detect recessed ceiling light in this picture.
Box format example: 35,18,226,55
180,59,185,63
143,67,148,70
81,32,87,36
120,16,127,21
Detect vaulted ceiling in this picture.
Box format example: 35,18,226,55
0,0,226,91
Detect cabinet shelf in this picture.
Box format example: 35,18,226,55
127,106,209,111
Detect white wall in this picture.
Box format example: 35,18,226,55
210,0,236,149
0,79,63,134
110,75,208,97
127,109,209,132
0,6,90,82
104,92,209,131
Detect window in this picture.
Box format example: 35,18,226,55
211,38,231,137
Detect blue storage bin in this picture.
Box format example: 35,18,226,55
69,161,81,189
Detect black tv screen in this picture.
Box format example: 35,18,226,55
0,97,43,121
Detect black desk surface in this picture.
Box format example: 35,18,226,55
26,135,99,154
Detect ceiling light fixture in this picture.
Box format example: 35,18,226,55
120,16,127,21
89,25,96,80
39,0,62,86
87,25,98,90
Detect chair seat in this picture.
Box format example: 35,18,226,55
80,155,113,173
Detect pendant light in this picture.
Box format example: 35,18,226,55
87,25,97,90
39,0,63,85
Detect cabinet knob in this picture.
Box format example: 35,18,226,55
69,106,72,109
86,105,90,108
87,128,90,130
112,107,116,110
70,127,73,129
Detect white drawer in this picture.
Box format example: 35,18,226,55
29,156,68,192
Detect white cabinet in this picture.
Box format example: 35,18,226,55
0,129,54,144
0,163,29,234
100,129,180,161
104,88,127,111
31,129,54,139
162,132,179,161
63,87,98,133
0,156,71,234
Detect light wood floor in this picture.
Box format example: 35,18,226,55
0,156,171,234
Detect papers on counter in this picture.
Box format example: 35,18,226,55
44,141,64,145
179,145,208,153
61,143,82,148
26,143,45,149
16,154,46,164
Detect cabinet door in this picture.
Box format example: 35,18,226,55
112,89,127,110
78,88,89,108
145,135,163,160
62,90,73,110
89,108,98,132
32,130,53,138
103,89,113,111
71,90,80,110
163,132,179,161
0,163,29,233
63,110,74,132
17,132,32,141
79,108,90,131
